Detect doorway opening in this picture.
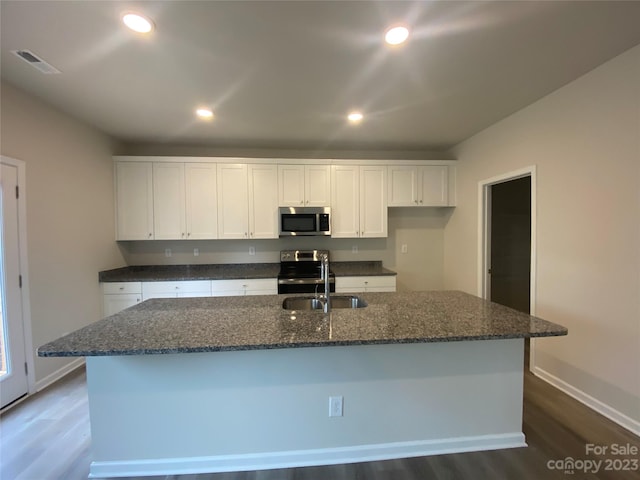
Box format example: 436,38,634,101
478,166,536,368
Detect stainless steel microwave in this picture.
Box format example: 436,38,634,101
279,207,331,236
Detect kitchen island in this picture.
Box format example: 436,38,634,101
38,291,566,479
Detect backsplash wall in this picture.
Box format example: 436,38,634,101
117,208,449,291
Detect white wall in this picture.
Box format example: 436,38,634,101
0,81,126,384
118,207,448,292
444,46,640,427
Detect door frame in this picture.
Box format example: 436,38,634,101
477,166,537,365
1,155,35,399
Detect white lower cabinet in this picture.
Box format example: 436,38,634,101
211,278,277,296
103,282,142,317
142,281,212,300
335,276,397,293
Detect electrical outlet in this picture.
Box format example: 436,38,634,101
352,245,358,254
164,248,172,257
193,248,199,257
329,396,343,417
249,246,255,256
401,244,408,254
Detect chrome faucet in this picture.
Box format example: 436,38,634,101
319,252,331,313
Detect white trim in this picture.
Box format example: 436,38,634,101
0,155,35,394
34,357,85,392
477,166,537,368
89,432,526,478
533,366,640,437
113,155,457,167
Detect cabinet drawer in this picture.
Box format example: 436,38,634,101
335,276,396,292
142,281,212,295
211,278,277,294
103,282,142,295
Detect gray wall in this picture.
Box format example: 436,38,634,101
0,81,126,384
444,45,640,425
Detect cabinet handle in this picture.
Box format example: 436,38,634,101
175,286,179,290
148,233,152,238
300,200,304,205
364,281,369,285
187,232,191,237
136,298,140,302
244,232,248,238
119,287,124,291
419,199,423,204
414,199,418,204
181,233,185,238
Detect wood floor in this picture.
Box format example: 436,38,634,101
1,364,638,480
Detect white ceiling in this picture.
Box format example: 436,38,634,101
2,1,640,151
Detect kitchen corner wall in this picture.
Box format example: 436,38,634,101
0,81,125,385
443,45,640,428
118,207,449,292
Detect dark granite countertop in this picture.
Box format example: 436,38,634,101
37,291,566,357
98,261,396,282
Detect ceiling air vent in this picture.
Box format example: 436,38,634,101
12,50,61,74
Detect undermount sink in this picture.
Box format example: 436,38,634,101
282,296,368,311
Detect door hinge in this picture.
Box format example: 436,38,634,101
16,185,19,199
19,275,22,288
24,362,28,375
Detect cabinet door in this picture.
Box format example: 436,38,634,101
278,165,305,206
419,166,448,206
360,166,387,238
153,163,186,240
305,165,331,206
217,164,249,239
330,165,359,238
103,294,141,317
185,163,218,239
248,164,279,239
115,162,154,240
388,166,418,206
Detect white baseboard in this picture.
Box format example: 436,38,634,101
89,432,526,478
533,366,640,437
35,358,85,392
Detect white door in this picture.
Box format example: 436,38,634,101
217,164,249,239
1,162,28,408
115,162,154,240
419,166,448,206
330,165,359,238
185,163,218,239
278,165,305,206
153,163,186,239
305,165,331,206
360,166,388,238
248,164,278,239
388,166,418,206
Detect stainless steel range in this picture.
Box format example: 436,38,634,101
277,250,336,294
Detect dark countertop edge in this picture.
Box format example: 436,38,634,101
99,262,397,282
37,330,567,357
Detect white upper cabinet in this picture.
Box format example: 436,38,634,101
218,163,278,239
153,163,218,240
278,164,330,207
185,163,218,239
248,164,278,239
359,166,388,238
153,163,186,239
388,165,450,206
217,164,250,239
331,165,387,238
115,162,154,240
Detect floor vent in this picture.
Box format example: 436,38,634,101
12,50,61,74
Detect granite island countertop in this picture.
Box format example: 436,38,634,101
38,291,566,357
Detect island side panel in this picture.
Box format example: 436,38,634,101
86,340,525,478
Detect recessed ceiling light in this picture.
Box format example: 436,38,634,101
196,108,214,119
385,25,409,46
122,13,154,33
347,112,364,124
